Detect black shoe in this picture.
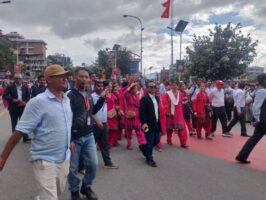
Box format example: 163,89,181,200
235,156,251,164
139,144,147,157
241,134,250,137
71,191,82,200
23,138,31,143
181,144,189,149
146,160,157,167
80,185,98,200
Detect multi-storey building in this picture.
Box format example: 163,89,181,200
160,67,170,82
246,66,265,76
3,32,47,77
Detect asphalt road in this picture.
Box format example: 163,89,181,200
0,109,266,200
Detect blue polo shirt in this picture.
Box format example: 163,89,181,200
16,89,72,163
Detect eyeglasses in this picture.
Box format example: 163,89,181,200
149,86,156,89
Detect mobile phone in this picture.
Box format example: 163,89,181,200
144,127,149,133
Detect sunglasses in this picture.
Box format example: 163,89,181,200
149,85,156,89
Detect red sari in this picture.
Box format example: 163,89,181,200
192,91,212,138
165,91,188,146
124,91,146,148
106,93,119,146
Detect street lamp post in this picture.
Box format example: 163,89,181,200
174,20,188,61
123,14,144,75
174,20,188,80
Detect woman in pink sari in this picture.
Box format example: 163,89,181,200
123,83,146,149
106,82,120,147
112,82,124,145
155,86,167,151
0,82,9,108
165,81,188,148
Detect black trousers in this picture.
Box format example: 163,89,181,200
227,107,247,135
237,122,266,160
211,106,228,133
93,123,112,165
142,131,160,162
225,100,234,121
9,107,29,141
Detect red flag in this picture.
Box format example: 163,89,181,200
161,0,171,18
14,64,21,73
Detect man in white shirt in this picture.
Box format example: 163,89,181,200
227,82,249,137
209,80,232,137
91,80,118,169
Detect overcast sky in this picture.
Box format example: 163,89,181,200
0,0,266,72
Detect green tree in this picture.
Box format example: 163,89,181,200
186,23,258,80
98,47,131,78
0,38,16,72
47,53,74,73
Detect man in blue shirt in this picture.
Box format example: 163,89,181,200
236,73,266,164
0,64,72,200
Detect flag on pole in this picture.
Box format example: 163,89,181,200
161,0,171,18
14,64,21,73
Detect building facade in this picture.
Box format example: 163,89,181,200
3,32,47,78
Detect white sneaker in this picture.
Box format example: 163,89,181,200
222,132,232,137
34,196,40,200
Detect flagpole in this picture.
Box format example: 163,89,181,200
170,0,174,72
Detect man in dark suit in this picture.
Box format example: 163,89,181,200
139,81,161,167
3,73,31,143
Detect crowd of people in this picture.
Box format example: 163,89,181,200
0,64,266,200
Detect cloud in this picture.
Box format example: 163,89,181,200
84,38,107,50
0,0,266,69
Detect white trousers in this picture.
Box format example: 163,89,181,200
32,159,70,200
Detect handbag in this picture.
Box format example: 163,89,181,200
197,116,207,124
107,108,117,119
176,123,184,130
205,104,212,113
126,110,136,119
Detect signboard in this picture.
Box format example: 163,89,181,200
0,69,6,79
176,60,185,73
130,60,139,73
112,67,120,75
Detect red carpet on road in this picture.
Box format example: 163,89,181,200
161,128,266,172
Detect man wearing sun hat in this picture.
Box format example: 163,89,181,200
0,64,73,200
209,80,232,137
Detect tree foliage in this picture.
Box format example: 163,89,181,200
186,23,258,80
98,48,131,78
0,38,16,72
47,53,74,73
